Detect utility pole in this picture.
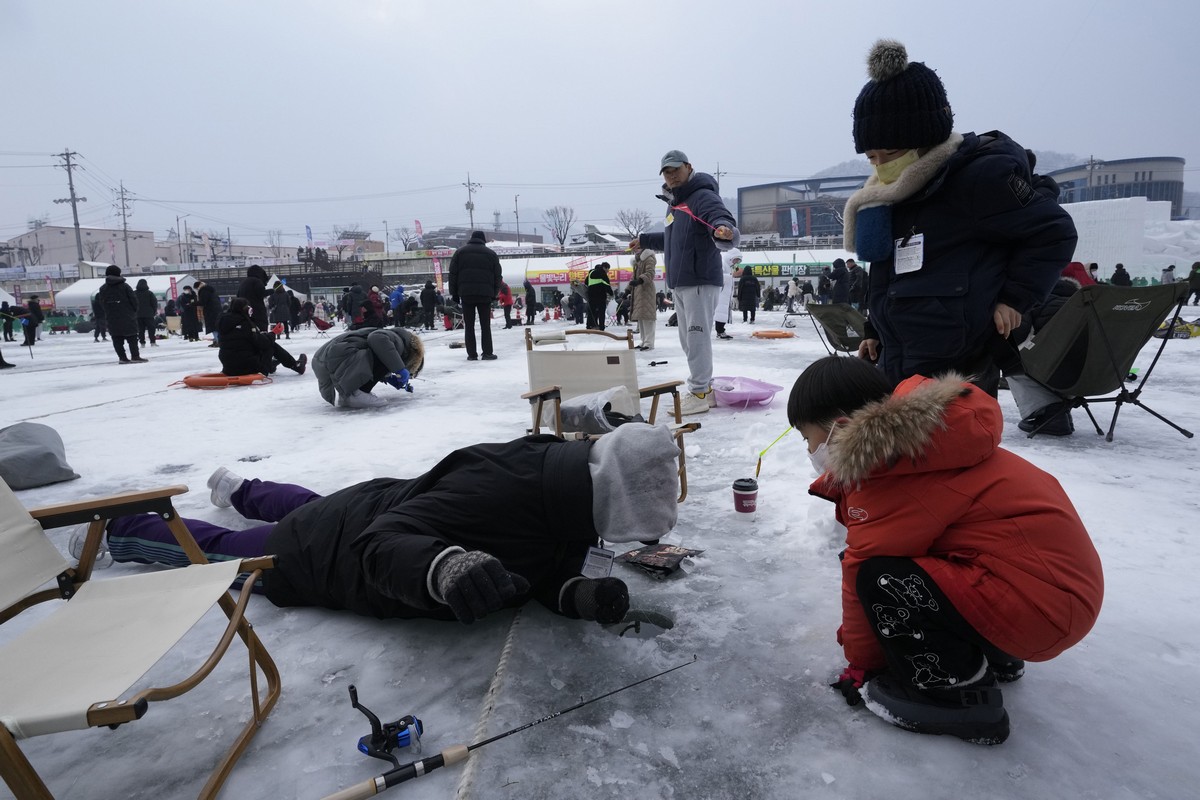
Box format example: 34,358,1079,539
383,219,388,258
227,226,232,267
115,181,132,268
514,195,520,246
463,172,480,230
52,149,87,262
714,161,727,193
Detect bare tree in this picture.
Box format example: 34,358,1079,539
24,242,44,266
330,224,363,262
391,226,416,251
615,208,651,239
201,229,228,263
541,206,576,250
82,239,106,261
265,229,285,258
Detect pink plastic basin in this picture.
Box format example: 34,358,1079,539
711,376,784,408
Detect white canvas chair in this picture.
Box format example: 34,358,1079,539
521,328,700,501
0,481,281,800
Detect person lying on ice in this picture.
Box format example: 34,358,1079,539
76,424,682,625
312,324,425,409
788,356,1103,744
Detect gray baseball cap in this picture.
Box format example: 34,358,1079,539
659,150,689,172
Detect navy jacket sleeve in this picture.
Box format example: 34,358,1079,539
640,231,665,251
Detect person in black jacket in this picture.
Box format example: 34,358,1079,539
523,278,537,326
134,278,159,347
217,298,307,377
846,259,867,310
1109,263,1132,287
1,301,15,343
178,285,202,341
737,269,761,322
195,280,222,347
448,230,502,360
842,40,1077,397
96,266,145,363
419,281,437,330
829,258,850,305
268,283,292,339
237,264,270,332
97,424,683,626
585,263,614,330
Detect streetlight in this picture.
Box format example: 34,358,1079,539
383,219,389,259
514,195,520,246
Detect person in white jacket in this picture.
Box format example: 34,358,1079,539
714,248,741,340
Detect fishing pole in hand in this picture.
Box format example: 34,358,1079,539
320,655,698,800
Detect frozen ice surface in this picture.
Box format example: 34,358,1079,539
1,309,1198,799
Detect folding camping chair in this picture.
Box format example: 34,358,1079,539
805,302,867,355
1018,282,1193,442
312,316,335,337
521,328,700,501
0,481,281,800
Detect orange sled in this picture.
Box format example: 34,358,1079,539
179,372,269,389
751,330,795,340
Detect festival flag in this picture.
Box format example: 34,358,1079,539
306,225,313,247
46,276,55,310
414,219,425,247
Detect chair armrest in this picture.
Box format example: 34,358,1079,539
564,329,633,345
638,380,683,397
29,485,190,530
521,385,562,401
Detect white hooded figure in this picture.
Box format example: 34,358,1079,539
715,248,742,336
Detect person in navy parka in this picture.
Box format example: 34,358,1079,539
841,40,1077,396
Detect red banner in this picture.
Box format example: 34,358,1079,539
169,277,179,301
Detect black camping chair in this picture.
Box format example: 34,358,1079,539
805,303,867,355
1018,282,1193,442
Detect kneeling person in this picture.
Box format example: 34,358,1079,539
312,325,424,409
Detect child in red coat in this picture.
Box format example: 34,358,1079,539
789,356,1103,744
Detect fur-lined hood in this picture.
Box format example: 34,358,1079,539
842,133,964,248
818,373,1002,487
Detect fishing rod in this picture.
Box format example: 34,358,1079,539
320,655,698,800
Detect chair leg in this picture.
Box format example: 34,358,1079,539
0,725,53,800
198,594,281,800
1125,400,1195,440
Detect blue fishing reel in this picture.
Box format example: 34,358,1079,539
348,684,424,767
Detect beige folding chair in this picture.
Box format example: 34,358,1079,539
520,328,700,501
0,481,281,800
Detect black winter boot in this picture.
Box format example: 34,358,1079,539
863,670,1009,745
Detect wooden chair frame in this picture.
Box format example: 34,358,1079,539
0,485,281,800
520,328,700,501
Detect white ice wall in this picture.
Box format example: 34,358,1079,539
1062,198,1200,281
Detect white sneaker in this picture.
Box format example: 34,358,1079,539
679,391,711,416
68,524,113,569
207,466,245,508
342,389,388,409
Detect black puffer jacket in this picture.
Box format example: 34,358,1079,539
197,284,222,333
237,265,270,330
263,436,599,619
217,311,270,375
134,281,158,319
853,131,1078,385
448,232,502,303
96,275,138,337
737,271,761,311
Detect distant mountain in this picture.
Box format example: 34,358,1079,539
809,150,1086,182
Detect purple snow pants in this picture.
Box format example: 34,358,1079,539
107,479,321,569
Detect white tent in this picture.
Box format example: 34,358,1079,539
264,275,308,303
0,287,15,307
51,274,197,310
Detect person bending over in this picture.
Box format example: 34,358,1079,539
789,356,1103,744
312,325,424,409
79,424,682,626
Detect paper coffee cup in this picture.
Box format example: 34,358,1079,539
733,478,758,517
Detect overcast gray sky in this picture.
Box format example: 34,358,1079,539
3,0,1197,249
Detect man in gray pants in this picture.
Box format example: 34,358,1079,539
632,150,739,415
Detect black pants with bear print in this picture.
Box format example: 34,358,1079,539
856,557,1014,691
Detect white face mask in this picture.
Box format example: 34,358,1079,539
806,424,835,474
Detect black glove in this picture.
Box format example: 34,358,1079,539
434,551,530,624
561,577,629,624
830,664,882,707
629,278,642,287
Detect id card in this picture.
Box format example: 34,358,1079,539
581,546,615,579
894,233,924,274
